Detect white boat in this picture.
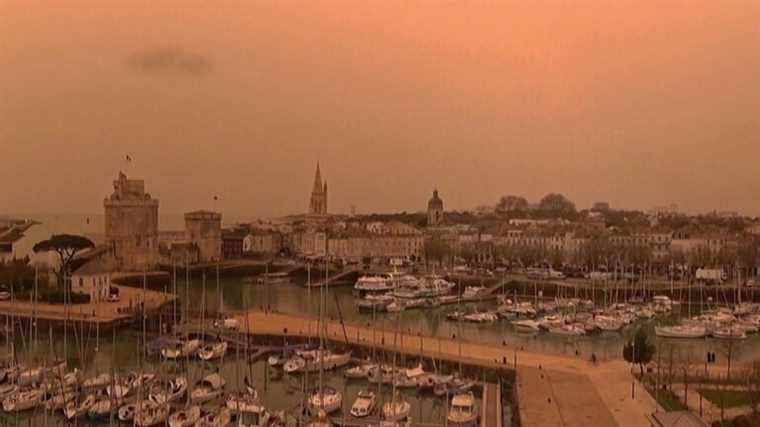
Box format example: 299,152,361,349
381,397,411,422
462,312,499,323
198,341,229,361
462,286,487,299
191,373,226,403
350,390,376,418
712,327,747,340
151,376,188,403
655,325,707,339
284,350,351,374
118,402,141,422
163,338,203,359
548,324,585,336
344,364,376,379
308,387,342,415
64,394,97,420
82,373,112,390
511,319,541,332
226,390,262,413
195,406,232,427
135,403,170,427
0,384,18,401
2,389,43,412
447,392,479,427
354,274,395,292
168,405,201,427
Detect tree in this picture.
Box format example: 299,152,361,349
537,193,577,220
424,237,452,266
496,195,529,214
623,328,656,376
33,234,94,288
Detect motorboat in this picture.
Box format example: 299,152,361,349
447,392,479,427
655,325,707,339
349,390,376,418
134,402,170,427
308,387,342,414
198,341,229,361
168,405,201,427
344,363,376,379
2,388,44,412
354,274,395,292
191,373,226,403
195,406,232,427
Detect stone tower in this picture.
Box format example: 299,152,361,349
184,210,222,262
104,172,159,271
309,163,328,215
427,189,444,226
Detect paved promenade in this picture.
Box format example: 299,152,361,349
234,310,660,427
0,285,175,323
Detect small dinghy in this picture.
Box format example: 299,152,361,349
168,405,201,427
190,373,225,404
198,341,228,361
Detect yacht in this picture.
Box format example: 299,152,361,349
511,319,541,332
168,405,201,427
198,341,229,361
655,325,707,339
349,390,376,418
354,274,395,292
191,373,226,403
447,392,479,427
308,387,342,415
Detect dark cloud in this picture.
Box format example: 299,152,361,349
127,46,212,76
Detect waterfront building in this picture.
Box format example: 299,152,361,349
221,230,246,259
243,231,283,254
103,172,159,271
71,258,116,302
427,189,444,226
308,163,328,216
185,210,222,262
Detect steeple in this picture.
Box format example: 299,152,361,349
312,162,323,194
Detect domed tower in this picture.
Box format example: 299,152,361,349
427,189,444,226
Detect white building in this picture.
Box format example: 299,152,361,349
71,259,115,302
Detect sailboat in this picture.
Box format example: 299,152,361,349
168,405,202,427
198,340,229,361
447,391,479,427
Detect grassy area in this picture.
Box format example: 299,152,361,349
698,389,755,408
644,385,689,411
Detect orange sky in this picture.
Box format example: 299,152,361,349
2,1,759,218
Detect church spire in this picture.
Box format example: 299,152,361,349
312,162,323,194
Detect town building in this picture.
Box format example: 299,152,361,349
184,210,222,262
243,231,283,254
427,189,444,226
308,163,328,216
103,172,159,271
222,231,246,260
71,258,116,302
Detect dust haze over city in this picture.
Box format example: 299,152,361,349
2,1,760,217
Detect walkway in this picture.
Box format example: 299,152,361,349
232,310,659,427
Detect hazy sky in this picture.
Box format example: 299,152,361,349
2,1,759,218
